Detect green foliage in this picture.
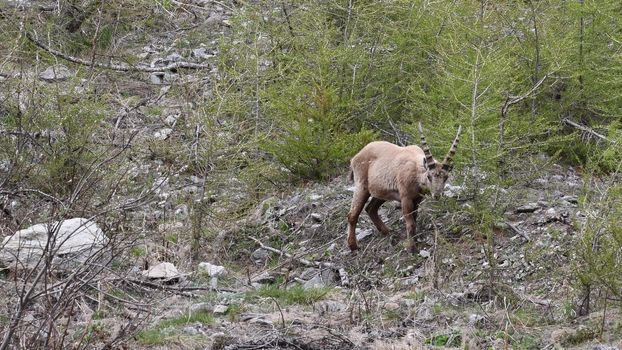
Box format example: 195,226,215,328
493,331,541,350
136,310,214,345
575,174,622,303
425,332,461,347
249,283,331,305
262,84,376,179
225,303,244,322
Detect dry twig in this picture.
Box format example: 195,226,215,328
26,32,212,72
562,118,614,144
248,236,336,269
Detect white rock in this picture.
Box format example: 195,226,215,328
444,184,463,198
192,47,215,60
39,65,73,81
198,262,226,277
310,213,322,222
0,218,107,269
149,72,177,85
303,269,335,289
419,249,431,258
153,128,173,140
383,302,400,311
308,194,322,201
355,228,373,242
213,304,228,315
164,115,179,127
251,271,274,284
165,53,183,62
315,300,347,314
175,204,188,220
142,262,181,279
251,248,271,262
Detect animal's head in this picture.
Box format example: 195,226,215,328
418,123,462,199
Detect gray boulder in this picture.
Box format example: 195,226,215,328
39,65,73,81
0,218,107,270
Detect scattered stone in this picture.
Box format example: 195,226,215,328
592,345,620,350
183,325,201,335
198,262,226,277
545,208,562,222
310,213,323,222
383,302,400,312
189,302,210,313
164,52,183,63
315,300,347,315
251,271,275,284
516,203,540,213
561,195,579,205
152,177,168,190
0,218,108,270
158,221,184,232
164,114,180,126
444,184,463,198
153,128,173,140
192,47,216,60
212,332,235,349
303,269,336,289
308,194,322,201
468,313,485,325
419,249,431,258
307,223,323,236
182,185,199,194
251,248,271,263
149,71,177,85
299,267,319,280
175,204,189,220
39,64,72,81
248,196,279,224
416,304,433,321
142,262,182,280
400,275,419,286
189,175,204,184
355,228,373,242
213,304,228,315
205,12,226,26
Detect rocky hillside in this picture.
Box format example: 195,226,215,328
1,1,622,350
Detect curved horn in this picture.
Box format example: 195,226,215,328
418,122,436,169
442,125,462,169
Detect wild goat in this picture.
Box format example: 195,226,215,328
346,123,462,253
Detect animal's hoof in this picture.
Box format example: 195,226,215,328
348,240,359,251
406,241,417,254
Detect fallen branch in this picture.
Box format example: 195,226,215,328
505,221,530,241
26,32,212,72
249,236,336,269
562,118,614,144
122,278,238,297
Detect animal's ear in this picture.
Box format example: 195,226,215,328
422,157,428,170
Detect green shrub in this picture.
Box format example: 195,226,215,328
250,283,331,305
262,84,375,180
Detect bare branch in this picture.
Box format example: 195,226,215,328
26,32,212,73
249,236,336,269
562,118,614,144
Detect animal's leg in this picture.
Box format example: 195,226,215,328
365,197,389,235
400,197,419,254
347,189,370,251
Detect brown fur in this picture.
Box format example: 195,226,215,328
346,125,461,253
